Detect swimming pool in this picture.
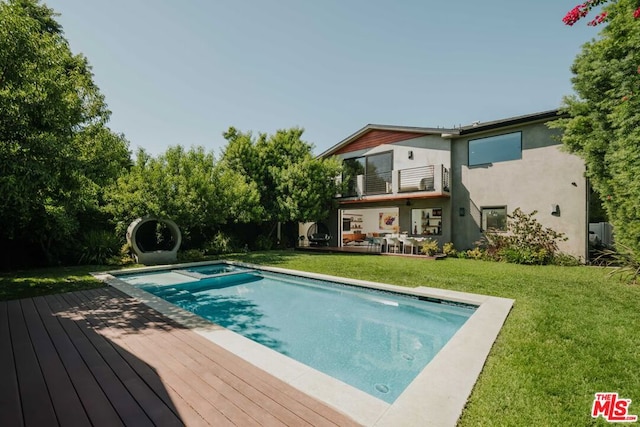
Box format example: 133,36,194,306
98,261,514,426
118,264,476,403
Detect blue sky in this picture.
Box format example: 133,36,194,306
45,0,601,156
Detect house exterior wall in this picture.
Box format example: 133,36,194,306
317,114,588,260
450,122,588,259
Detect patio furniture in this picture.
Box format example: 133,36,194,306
309,233,331,246
366,236,384,252
386,236,401,253
343,232,366,245
399,235,418,254
307,222,331,246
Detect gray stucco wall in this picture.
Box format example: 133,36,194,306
450,122,588,260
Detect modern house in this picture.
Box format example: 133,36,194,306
302,110,589,260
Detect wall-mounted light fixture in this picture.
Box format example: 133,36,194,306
408,150,413,160
459,207,465,217
551,204,560,216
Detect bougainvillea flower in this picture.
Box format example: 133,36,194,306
563,3,589,25
588,11,608,26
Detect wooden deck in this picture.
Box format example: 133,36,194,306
0,287,361,426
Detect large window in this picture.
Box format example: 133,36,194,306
342,157,365,196
343,152,393,196
469,132,522,166
365,152,393,194
481,207,507,231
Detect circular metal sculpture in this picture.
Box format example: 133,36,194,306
126,217,181,265
306,222,331,246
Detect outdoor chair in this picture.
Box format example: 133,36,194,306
386,237,401,253
399,236,419,255
309,233,331,246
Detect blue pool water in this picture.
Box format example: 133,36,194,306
119,264,476,403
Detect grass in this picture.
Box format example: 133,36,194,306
226,251,640,426
0,265,105,301
2,251,639,425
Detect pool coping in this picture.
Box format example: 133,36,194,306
94,260,514,427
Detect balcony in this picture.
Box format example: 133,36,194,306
340,164,450,200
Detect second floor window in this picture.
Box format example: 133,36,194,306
342,157,365,196
469,132,522,166
342,151,393,195
365,152,393,194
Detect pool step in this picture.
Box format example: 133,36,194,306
173,268,256,280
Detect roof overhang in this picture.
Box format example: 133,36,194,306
319,124,457,158
338,192,450,205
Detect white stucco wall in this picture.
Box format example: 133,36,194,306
451,123,588,260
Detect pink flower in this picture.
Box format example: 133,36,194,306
587,11,608,26
563,3,589,25
634,7,640,19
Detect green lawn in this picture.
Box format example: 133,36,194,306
2,252,639,425
0,265,105,301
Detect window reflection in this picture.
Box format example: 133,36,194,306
469,132,522,166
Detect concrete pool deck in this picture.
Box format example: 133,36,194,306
98,260,514,426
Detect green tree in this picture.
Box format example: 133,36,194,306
221,127,342,224
0,0,130,266
106,146,261,248
552,0,640,257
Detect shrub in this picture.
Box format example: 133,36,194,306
205,231,239,254
593,244,640,284
457,250,469,259
499,247,549,265
480,208,567,265
552,252,582,267
419,239,439,256
254,234,276,251
178,249,207,262
442,242,457,256
466,247,484,260
78,230,122,265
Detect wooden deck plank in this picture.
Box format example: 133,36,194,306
77,289,242,427
7,299,59,426
32,297,124,427
68,290,208,427
44,293,154,427
172,328,356,427
57,292,184,427
0,301,24,427
20,298,91,427
101,287,360,427
90,289,294,426
75,289,231,427
3,287,362,427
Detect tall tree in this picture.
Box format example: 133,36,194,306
0,0,130,265
221,127,342,224
106,146,262,248
552,0,640,256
